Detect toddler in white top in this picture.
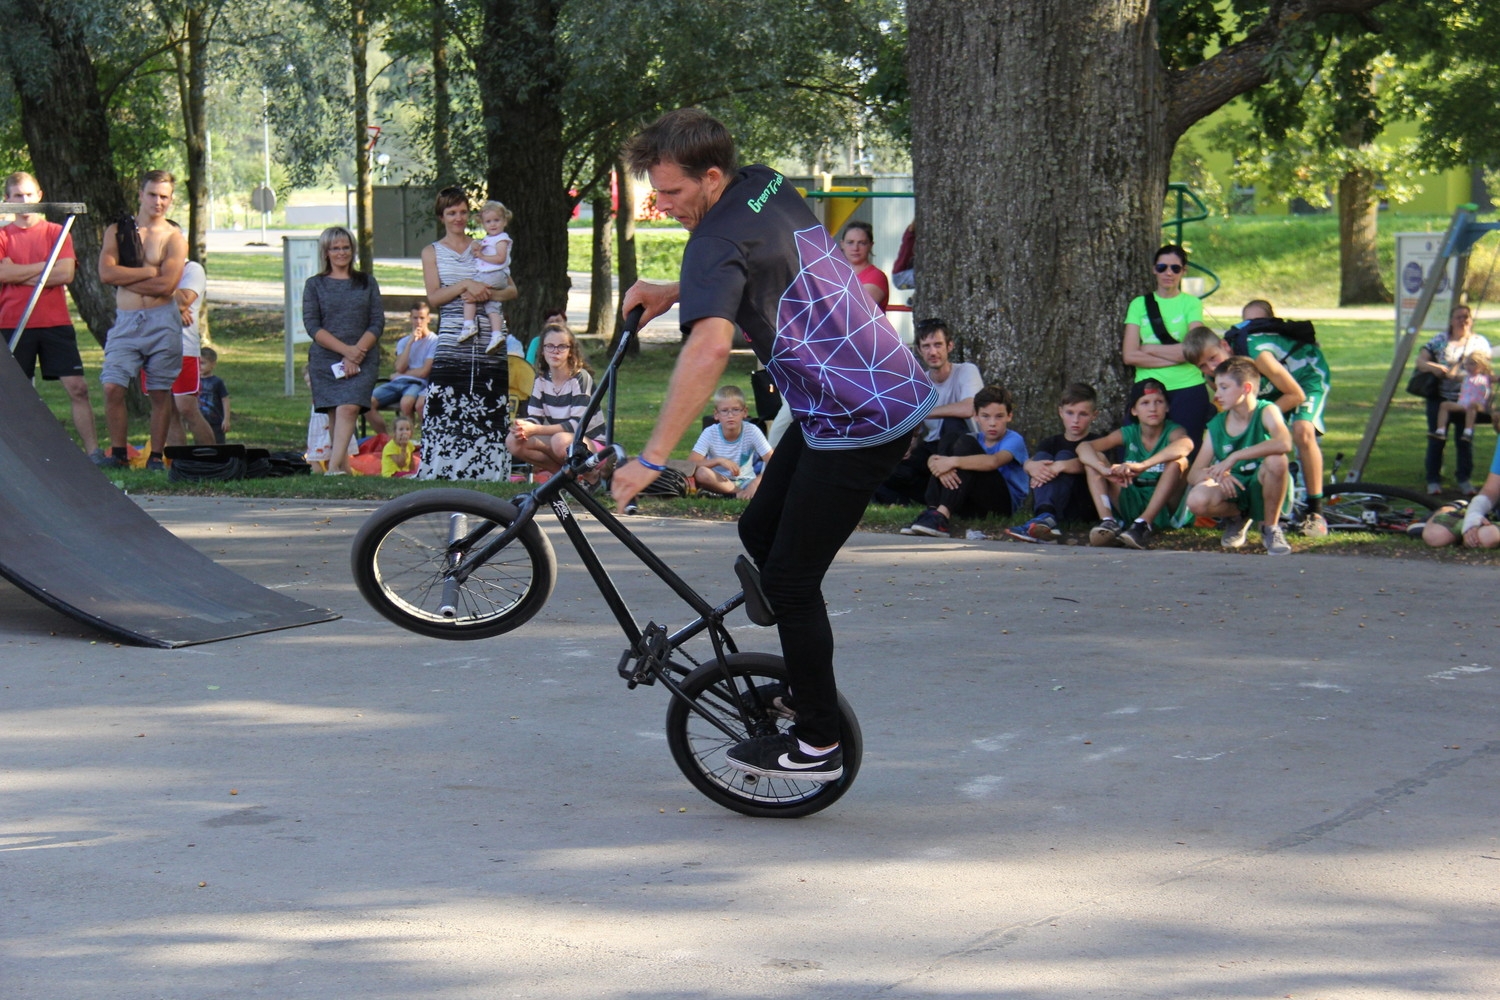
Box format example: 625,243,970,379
458,199,513,354
1436,350,1494,442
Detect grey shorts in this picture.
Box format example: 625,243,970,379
100,302,182,391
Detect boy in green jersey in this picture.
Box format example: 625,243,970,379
1182,300,1331,536
1186,356,1295,555
1077,378,1193,549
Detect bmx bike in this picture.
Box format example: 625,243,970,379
350,308,858,818
1289,453,1440,533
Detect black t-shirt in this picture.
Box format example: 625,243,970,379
678,165,935,450
1033,430,1105,457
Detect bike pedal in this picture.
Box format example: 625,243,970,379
733,555,777,627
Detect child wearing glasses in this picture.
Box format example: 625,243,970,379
1119,243,1213,452
689,385,773,499
505,322,604,475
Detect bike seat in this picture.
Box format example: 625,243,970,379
733,555,777,627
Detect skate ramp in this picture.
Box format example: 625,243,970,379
0,356,338,647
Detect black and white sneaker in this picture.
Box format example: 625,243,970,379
724,733,843,782
1089,517,1123,547
1117,520,1154,550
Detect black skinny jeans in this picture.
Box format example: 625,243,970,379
738,423,908,747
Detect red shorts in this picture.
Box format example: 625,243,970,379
141,354,200,396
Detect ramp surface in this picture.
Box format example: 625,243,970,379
0,356,338,646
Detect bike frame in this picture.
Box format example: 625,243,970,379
437,307,759,738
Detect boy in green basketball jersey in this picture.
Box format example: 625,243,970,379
1077,378,1193,550
1186,356,1295,555
1182,300,1332,536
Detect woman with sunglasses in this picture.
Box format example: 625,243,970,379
1121,244,1212,450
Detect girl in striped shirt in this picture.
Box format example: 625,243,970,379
506,323,604,475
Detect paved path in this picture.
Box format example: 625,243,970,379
3,497,1496,998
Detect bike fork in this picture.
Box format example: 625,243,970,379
439,511,467,618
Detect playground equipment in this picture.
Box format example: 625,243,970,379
1346,203,1500,481
1162,183,1221,298
0,201,338,646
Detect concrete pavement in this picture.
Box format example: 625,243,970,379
2,496,1497,998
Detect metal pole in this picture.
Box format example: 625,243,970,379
1345,205,1474,481
6,214,76,354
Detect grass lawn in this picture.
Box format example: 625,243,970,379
206,254,427,287
35,306,1468,485
206,231,687,286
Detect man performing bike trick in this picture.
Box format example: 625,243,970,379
611,109,937,784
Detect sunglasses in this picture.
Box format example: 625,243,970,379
1155,263,1184,274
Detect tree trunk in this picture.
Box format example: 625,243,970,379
1337,166,1390,305
908,0,1166,420
614,160,639,353
351,0,375,273
6,0,129,344
587,190,613,339
182,3,208,264
430,0,454,185
909,0,1391,420
477,0,570,341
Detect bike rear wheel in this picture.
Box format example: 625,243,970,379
1321,482,1440,533
351,489,556,640
665,652,862,818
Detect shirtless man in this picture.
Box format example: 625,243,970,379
97,170,187,470
0,171,102,459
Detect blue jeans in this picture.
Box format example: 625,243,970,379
1031,448,1095,521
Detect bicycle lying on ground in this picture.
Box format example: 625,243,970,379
350,307,856,818
1287,454,1440,534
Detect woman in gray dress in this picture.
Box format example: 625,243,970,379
304,226,384,475
418,187,519,480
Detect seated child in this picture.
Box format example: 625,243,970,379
381,415,420,478
1185,356,1294,555
1007,382,1101,543
689,385,773,499
1077,378,1193,549
1182,299,1331,536
1435,351,1493,442
903,384,1028,538
506,325,604,474
197,346,231,443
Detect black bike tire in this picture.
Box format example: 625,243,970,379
351,489,556,640
664,652,862,819
1323,481,1440,532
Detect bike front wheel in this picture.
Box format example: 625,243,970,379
1321,481,1440,533
664,652,862,818
351,488,557,640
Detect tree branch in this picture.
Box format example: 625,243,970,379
1166,0,1390,146
99,36,183,106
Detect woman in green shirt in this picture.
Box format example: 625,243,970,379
1121,244,1211,452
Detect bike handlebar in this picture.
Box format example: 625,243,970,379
564,305,645,472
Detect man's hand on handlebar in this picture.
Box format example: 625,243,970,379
611,457,660,507
621,280,680,326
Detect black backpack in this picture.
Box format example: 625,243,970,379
114,213,144,268
1225,317,1318,362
